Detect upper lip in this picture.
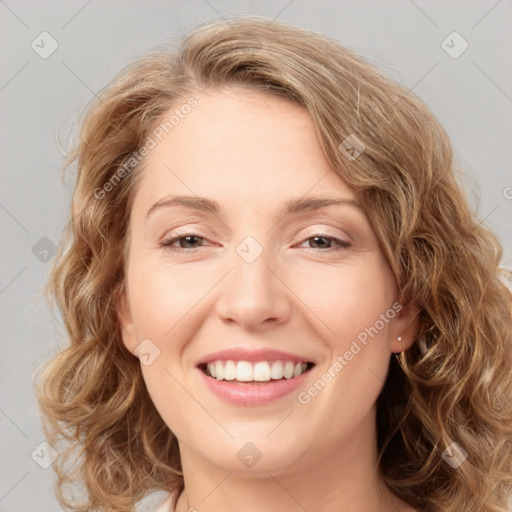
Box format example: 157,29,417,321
196,348,315,366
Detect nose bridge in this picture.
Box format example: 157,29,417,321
215,234,290,328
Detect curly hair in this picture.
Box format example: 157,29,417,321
34,15,512,512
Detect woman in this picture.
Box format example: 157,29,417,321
35,15,512,512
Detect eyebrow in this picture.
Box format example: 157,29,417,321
146,194,364,220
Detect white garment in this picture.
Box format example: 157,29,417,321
154,494,172,512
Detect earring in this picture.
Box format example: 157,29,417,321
396,336,404,355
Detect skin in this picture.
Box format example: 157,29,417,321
118,87,420,512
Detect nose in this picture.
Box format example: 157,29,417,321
214,244,292,331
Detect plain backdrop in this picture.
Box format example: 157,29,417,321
1,1,511,510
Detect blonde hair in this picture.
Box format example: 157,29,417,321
35,15,512,512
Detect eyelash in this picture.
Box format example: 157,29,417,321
159,232,351,254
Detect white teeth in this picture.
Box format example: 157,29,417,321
205,360,309,382
215,361,224,380
224,360,236,380
253,362,270,381
270,361,283,379
235,361,253,382
283,361,295,379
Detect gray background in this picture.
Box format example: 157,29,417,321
1,1,511,510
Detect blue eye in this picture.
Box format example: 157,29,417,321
160,233,351,253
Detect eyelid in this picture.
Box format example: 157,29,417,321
299,224,351,239
157,223,212,242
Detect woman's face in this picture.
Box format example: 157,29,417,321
118,87,416,475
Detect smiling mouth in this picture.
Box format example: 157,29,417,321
198,361,315,383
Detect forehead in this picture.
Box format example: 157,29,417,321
130,87,356,217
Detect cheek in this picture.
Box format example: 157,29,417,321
291,262,396,442
314,258,396,401
294,254,396,349
297,256,396,411
128,260,201,435
127,258,207,341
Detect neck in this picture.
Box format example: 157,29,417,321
173,406,415,512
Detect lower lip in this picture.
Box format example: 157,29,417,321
196,366,313,405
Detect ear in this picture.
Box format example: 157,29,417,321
116,286,138,355
389,300,420,354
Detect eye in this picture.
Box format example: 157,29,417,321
297,234,351,252
160,233,209,251
159,233,351,253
